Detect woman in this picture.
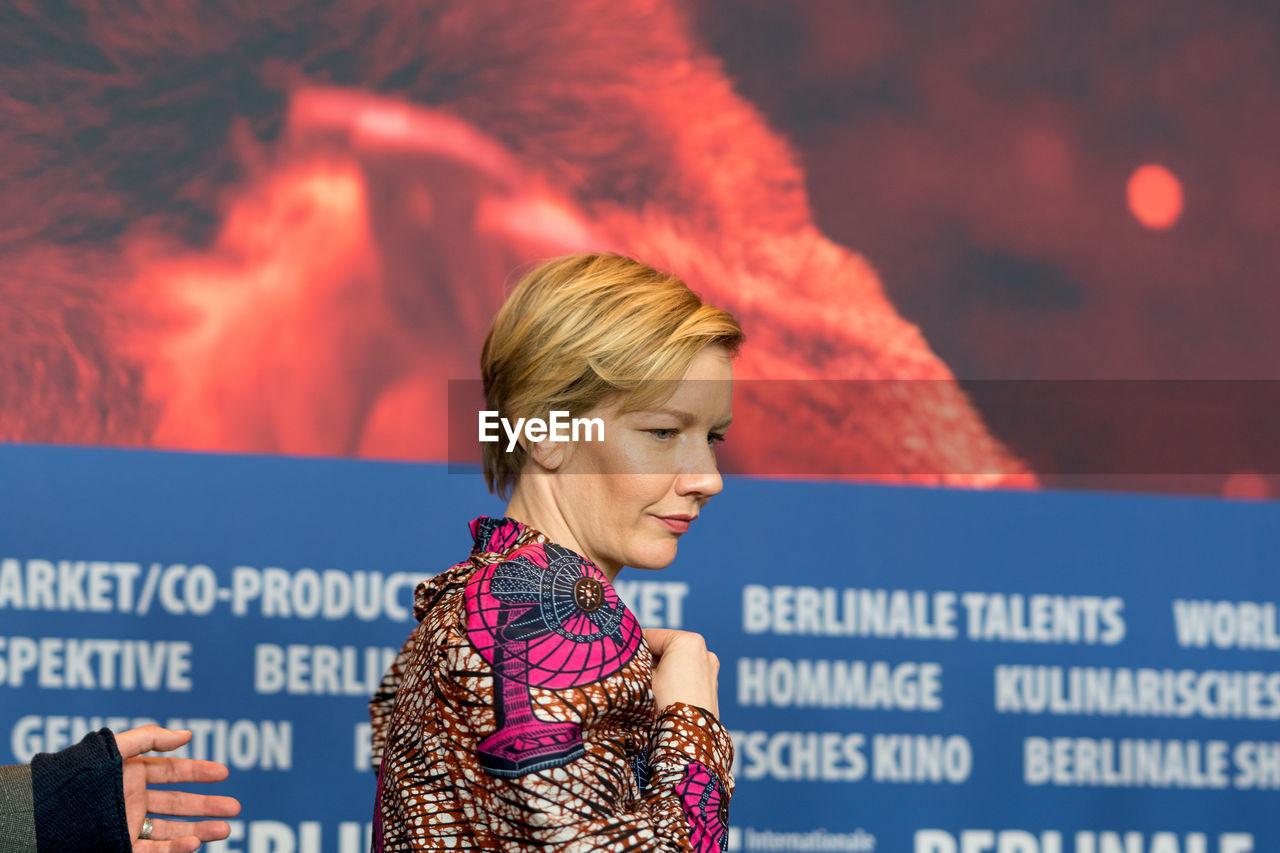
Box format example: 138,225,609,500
370,253,741,851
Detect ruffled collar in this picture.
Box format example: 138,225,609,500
468,516,549,558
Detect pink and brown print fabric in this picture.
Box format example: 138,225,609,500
369,516,734,851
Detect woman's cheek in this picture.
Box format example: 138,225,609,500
612,438,663,474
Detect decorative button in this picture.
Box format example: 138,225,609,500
573,577,605,612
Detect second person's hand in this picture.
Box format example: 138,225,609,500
117,725,242,853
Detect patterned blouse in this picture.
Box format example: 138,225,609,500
369,516,735,852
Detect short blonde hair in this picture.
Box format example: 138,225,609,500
480,253,744,499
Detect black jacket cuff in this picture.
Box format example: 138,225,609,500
31,728,131,853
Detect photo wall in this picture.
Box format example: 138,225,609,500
3,445,1276,851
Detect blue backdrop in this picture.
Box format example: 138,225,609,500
2,444,1277,852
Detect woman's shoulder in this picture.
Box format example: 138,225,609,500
415,516,632,634
411,556,483,624
404,515,529,622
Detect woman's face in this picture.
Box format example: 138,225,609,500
522,344,734,579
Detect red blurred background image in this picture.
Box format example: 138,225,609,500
3,1,1276,497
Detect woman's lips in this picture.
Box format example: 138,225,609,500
655,515,692,534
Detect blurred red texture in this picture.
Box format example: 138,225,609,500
6,0,1277,496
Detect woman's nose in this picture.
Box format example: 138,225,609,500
674,444,724,499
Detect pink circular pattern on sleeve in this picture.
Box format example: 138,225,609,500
675,761,729,853
465,541,642,689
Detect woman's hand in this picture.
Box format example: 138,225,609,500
117,725,242,852
644,628,721,719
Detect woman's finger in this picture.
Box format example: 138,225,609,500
644,628,708,656
642,627,677,656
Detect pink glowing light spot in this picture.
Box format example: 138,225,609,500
1127,164,1183,230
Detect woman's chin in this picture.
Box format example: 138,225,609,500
623,542,680,572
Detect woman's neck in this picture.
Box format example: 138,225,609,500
503,485,622,581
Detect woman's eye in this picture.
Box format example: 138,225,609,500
708,432,727,446
647,429,678,440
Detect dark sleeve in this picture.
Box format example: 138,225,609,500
0,763,36,853
30,728,132,853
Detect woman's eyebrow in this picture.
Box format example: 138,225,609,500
635,406,733,430
634,406,696,424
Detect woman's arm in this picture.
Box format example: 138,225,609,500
440,699,734,852
442,630,733,850
642,701,735,852
641,629,734,850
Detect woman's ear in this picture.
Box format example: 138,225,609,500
524,436,567,471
